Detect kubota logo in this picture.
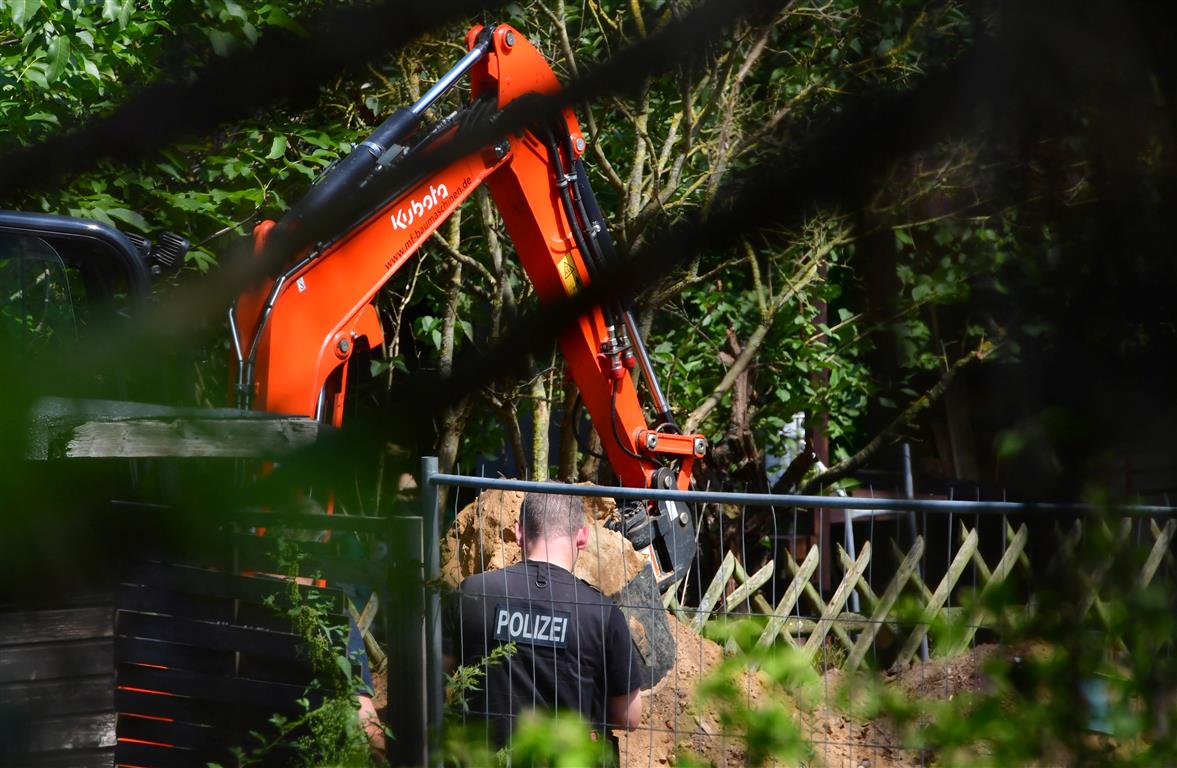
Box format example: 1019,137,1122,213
390,183,450,231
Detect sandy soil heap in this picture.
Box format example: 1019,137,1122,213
441,488,645,596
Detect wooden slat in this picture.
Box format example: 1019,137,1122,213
757,547,820,648
116,585,235,625
116,664,324,712
0,675,115,716
0,606,113,646
730,559,776,616
115,612,304,660
226,534,388,586
691,552,736,632
803,542,871,661
0,638,112,683
789,551,857,652
1138,519,1176,589
6,746,114,768
235,653,320,686
846,537,924,671
7,712,116,754
893,526,978,668
118,712,246,751
115,689,245,729
943,524,1028,656
1004,518,1032,571
891,539,935,605
722,560,775,654
113,740,206,768
961,519,993,582
120,561,344,612
837,544,880,614
115,636,235,677
724,561,774,613
1075,519,1128,624
54,416,323,459
348,593,387,672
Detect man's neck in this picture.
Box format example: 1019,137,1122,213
521,538,575,572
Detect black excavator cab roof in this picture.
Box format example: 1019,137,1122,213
0,210,188,349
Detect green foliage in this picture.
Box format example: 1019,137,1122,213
0,0,1005,482
446,640,516,717
218,536,379,768
0,0,344,273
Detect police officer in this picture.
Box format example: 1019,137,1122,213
444,491,644,748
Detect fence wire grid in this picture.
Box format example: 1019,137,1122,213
424,461,1177,768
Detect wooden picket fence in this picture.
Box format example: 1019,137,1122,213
670,516,1177,671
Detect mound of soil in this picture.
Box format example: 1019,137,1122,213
615,613,762,766
440,488,646,596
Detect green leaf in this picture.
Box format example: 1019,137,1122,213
263,6,306,35
23,64,48,90
222,1,248,22
265,135,288,160
335,655,352,681
10,0,42,28
207,28,236,57
117,0,133,28
26,111,59,126
106,207,148,231
46,36,70,83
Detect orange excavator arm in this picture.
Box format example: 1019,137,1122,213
231,24,705,586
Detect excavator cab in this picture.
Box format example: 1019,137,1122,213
0,211,188,349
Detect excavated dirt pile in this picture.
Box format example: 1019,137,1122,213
442,489,1011,767
440,489,642,595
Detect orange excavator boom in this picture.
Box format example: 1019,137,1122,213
230,24,705,587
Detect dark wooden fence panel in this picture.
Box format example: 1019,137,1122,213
0,603,116,768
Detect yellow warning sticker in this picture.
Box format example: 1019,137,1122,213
558,254,582,296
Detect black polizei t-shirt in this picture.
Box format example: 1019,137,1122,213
444,560,643,745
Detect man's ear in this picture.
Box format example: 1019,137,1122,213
514,520,525,555
574,524,589,551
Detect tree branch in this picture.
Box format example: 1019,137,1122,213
797,340,1000,494
428,230,494,301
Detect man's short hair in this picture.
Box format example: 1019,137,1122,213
519,492,586,543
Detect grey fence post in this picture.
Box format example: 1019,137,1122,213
420,456,443,767
902,442,930,663
387,509,426,766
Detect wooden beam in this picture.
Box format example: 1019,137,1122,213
758,547,820,649
846,537,924,671
731,558,776,616
691,552,736,632
893,526,978,668
803,542,871,661
723,560,776,654
725,561,775,613
1139,520,1176,589
892,539,935,604
27,397,327,459
942,524,1027,656
837,543,880,613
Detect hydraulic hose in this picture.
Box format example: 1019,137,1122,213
538,123,615,328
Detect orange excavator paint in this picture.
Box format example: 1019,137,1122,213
231,23,707,583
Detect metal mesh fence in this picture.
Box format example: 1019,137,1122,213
424,462,1177,767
